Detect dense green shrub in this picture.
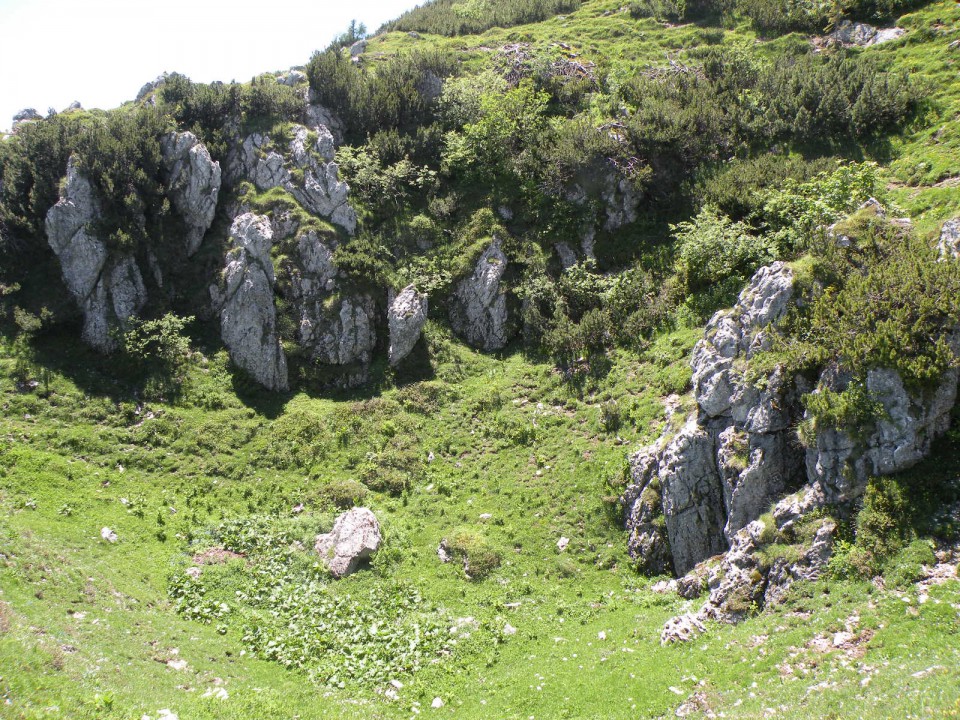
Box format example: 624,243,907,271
672,207,777,293
446,529,502,579
380,0,582,37
629,0,687,21
306,48,456,143
773,213,960,395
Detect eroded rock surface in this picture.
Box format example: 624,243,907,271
45,157,146,351
214,213,288,391
806,362,960,504
388,285,428,366
315,507,382,578
449,240,510,351
938,218,960,260
829,20,904,46
623,262,803,575
229,124,356,234
161,131,221,255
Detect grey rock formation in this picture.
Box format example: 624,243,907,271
831,20,879,45
315,507,382,578
554,242,577,270
658,417,729,575
829,20,904,46
136,73,169,103
280,229,377,375
623,446,672,575
623,262,802,575
660,613,706,645
160,132,221,255
805,362,960,503
601,174,640,231
871,27,906,45
388,285,428,366
449,240,510,351
277,70,307,86
306,90,345,144
349,39,368,57
214,213,288,391
308,294,376,366
661,516,837,642
230,125,356,234
938,218,960,260
45,157,146,351
764,519,836,605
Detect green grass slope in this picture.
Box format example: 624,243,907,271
1,321,959,719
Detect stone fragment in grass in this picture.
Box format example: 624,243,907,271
100,527,118,543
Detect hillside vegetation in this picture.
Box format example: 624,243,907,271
1,0,960,717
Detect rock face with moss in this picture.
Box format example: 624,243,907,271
804,355,960,504
213,213,288,391
449,239,511,351
623,444,673,575
160,131,221,256
388,285,429,366
623,262,804,575
229,124,356,234
45,157,147,352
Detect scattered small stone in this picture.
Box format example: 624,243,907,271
557,537,570,552
167,659,188,671
100,527,118,543
431,697,444,709
479,513,493,521
503,623,517,636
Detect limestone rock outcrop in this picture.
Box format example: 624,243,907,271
805,362,960,504
938,218,960,260
284,230,376,369
314,507,382,578
388,285,428,366
449,239,511,351
213,213,288,391
622,446,672,575
830,20,905,46
45,157,147,351
229,124,356,234
623,262,804,575
305,293,377,366
160,132,221,255
627,214,960,640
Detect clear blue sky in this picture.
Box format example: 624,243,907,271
0,0,421,131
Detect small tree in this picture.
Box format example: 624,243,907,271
328,19,368,51
122,313,194,400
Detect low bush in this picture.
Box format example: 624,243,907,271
446,529,503,579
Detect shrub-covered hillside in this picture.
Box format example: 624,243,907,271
1,0,960,717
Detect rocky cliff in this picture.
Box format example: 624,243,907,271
45,157,147,351
624,210,960,637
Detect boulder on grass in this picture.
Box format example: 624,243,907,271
314,507,382,578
